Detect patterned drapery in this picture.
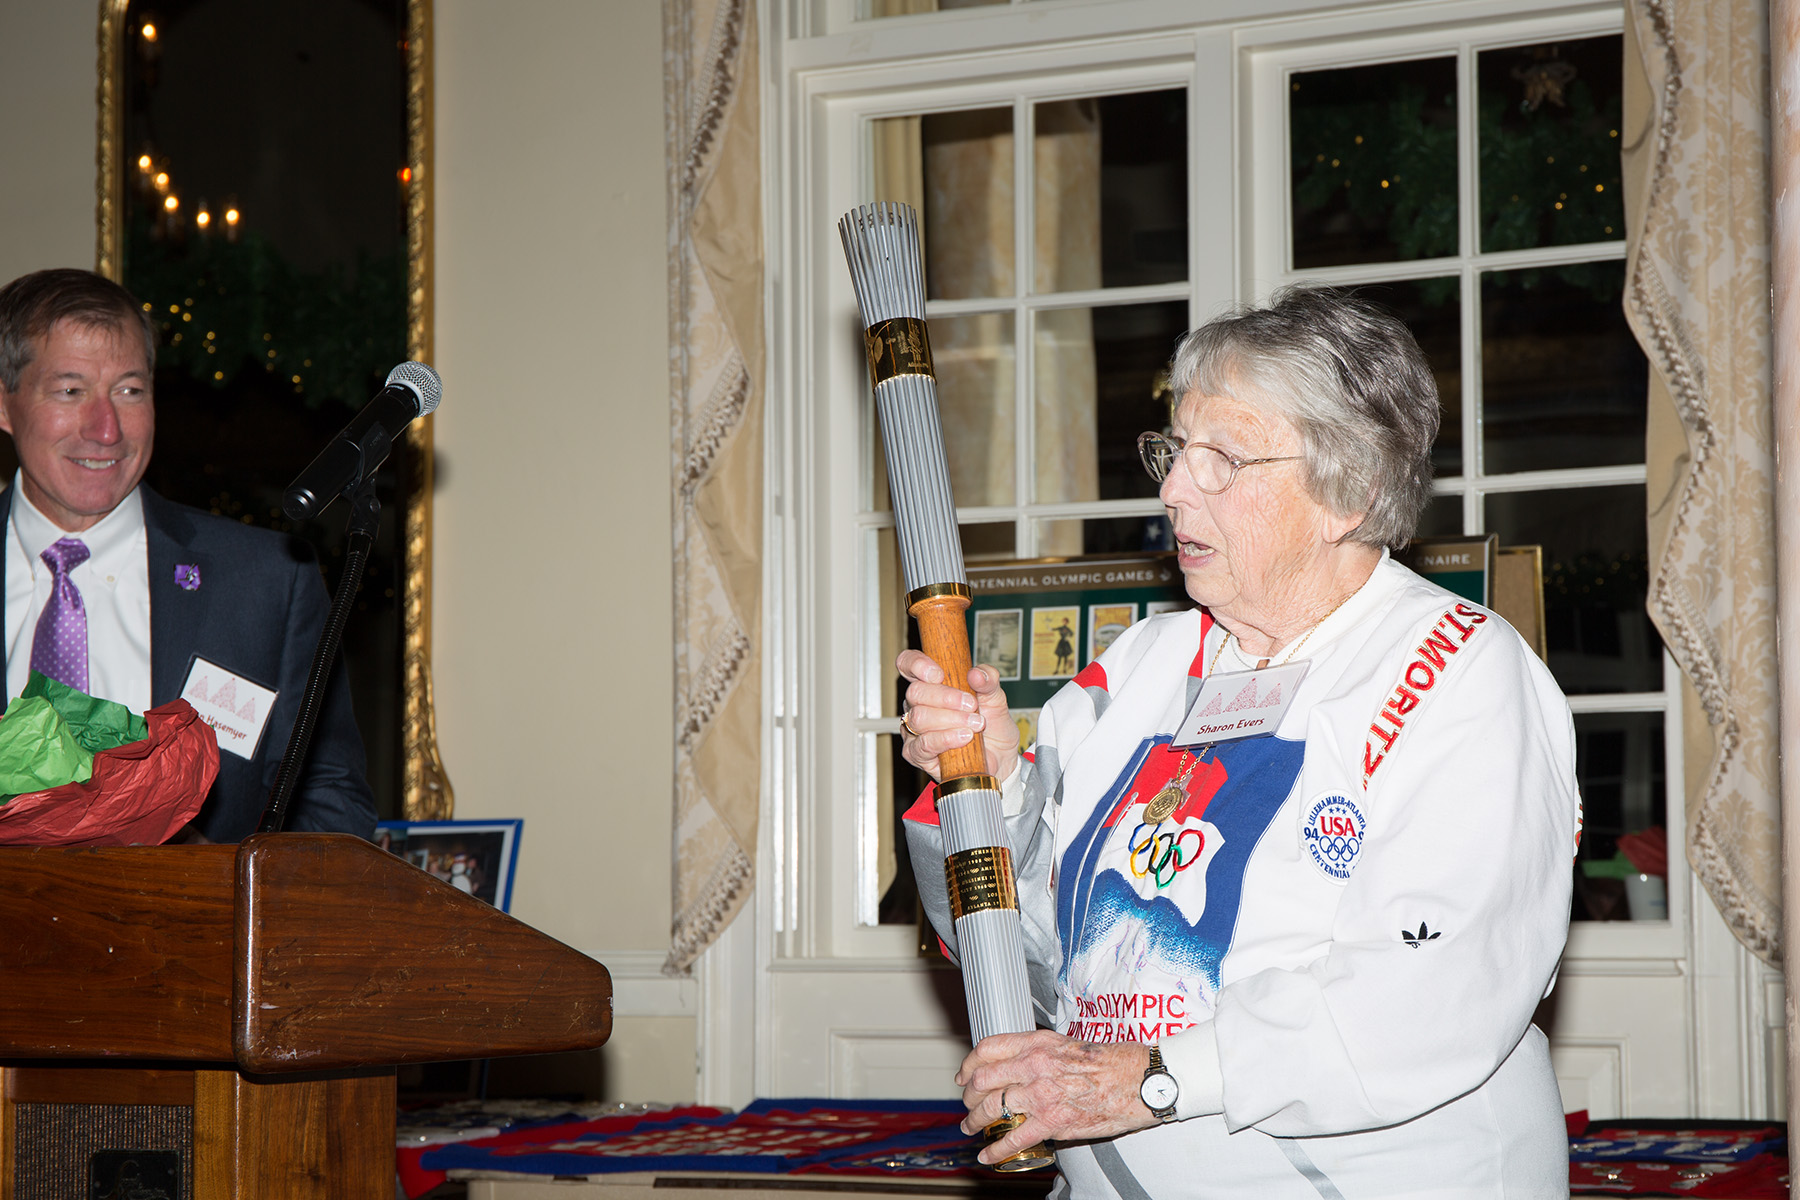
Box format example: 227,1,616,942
664,0,762,973
1622,0,1779,963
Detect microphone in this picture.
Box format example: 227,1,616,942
283,361,442,520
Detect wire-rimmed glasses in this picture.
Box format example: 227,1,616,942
1137,431,1303,494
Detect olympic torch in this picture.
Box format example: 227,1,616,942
838,202,1052,1172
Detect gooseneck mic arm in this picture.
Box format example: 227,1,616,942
257,361,442,835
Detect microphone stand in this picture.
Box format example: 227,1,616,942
255,473,381,834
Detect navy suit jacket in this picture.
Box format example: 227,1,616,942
0,485,377,842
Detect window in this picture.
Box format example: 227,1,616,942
849,82,1194,926
772,0,1745,1119
1252,23,1673,928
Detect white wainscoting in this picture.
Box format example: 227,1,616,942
599,950,698,1018
828,1030,968,1100
1551,1039,1625,1121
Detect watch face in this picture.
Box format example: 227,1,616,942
1140,1073,1179,1110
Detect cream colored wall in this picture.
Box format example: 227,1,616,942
0,0,99,281
0,0,692,1104
434,0,691,1100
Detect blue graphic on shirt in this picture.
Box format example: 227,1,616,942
1056,734,1306,993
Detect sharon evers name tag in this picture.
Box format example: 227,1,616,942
181,657,278,761
1172,660,1307,747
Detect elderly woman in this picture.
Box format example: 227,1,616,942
898,286,1578,1198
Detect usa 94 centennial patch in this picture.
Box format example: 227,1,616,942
1302,792,1366,883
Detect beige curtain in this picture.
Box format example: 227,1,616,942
1622,0,1779,963
664,0,763,974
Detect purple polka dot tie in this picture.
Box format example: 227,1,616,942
31,537,90,694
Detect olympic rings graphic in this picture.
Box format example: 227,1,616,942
1127,823,1206,888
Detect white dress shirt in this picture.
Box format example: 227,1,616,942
4,475,152,713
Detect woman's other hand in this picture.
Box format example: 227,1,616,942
956,1032,1157,1164
896,650,1020,783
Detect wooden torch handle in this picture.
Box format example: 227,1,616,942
909,593,990,780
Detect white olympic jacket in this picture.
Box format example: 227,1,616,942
906,555,1581,1199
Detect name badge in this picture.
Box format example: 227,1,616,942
1172,660,1307,747
181,657,278,761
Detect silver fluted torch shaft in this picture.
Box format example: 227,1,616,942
838,202,1052,1173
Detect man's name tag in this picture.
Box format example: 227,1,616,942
181,657,278,761
1173,660,1308,747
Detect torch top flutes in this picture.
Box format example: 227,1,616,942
838,202,927,326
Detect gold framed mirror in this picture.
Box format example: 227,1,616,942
95,0,451,820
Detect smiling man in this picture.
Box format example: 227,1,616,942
0,268,376,841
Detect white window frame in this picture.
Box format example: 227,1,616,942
1239,4,1686,963
788,31,1211,963
770,0,1676,970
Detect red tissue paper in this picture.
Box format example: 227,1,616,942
1616,826,1668,878
0,699,219,846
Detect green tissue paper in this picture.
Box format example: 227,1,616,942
21,671,149,753
0,673,150,804
0,696,94,800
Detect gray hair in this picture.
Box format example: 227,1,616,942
1168,285,1438,549
0,269,157,391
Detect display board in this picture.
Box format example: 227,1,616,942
965,554,1188,748
1400,534,1498,606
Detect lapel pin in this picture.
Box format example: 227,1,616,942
174,563,201,591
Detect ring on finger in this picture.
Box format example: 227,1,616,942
900,711,920,738
999,1089,1013,1121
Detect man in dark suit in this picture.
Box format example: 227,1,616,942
0,268,376,842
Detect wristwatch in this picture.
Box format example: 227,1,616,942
1138,1044,1179,1123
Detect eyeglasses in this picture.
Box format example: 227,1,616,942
1137,431,1303,494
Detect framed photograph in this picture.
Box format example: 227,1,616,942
1029,607,1083,680
375,818,522,912
973,608,1024,681
1495,544,1548,662
1087,603,1137,663
1011,708,1041,753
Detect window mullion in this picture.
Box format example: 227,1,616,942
1457,41,1482,533
1014,93,1037,558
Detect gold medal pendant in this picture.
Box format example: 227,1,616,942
1143,757,1197,824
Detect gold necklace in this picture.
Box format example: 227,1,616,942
1211,590,1355,673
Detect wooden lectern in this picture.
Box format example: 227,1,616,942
0,833,614,1199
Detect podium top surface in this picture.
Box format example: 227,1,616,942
0,833,612,1073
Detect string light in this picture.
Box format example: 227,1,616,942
140,22,157,41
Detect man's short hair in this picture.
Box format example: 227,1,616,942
0,269,157,391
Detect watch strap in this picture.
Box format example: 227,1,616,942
1140,1044,1178,1123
